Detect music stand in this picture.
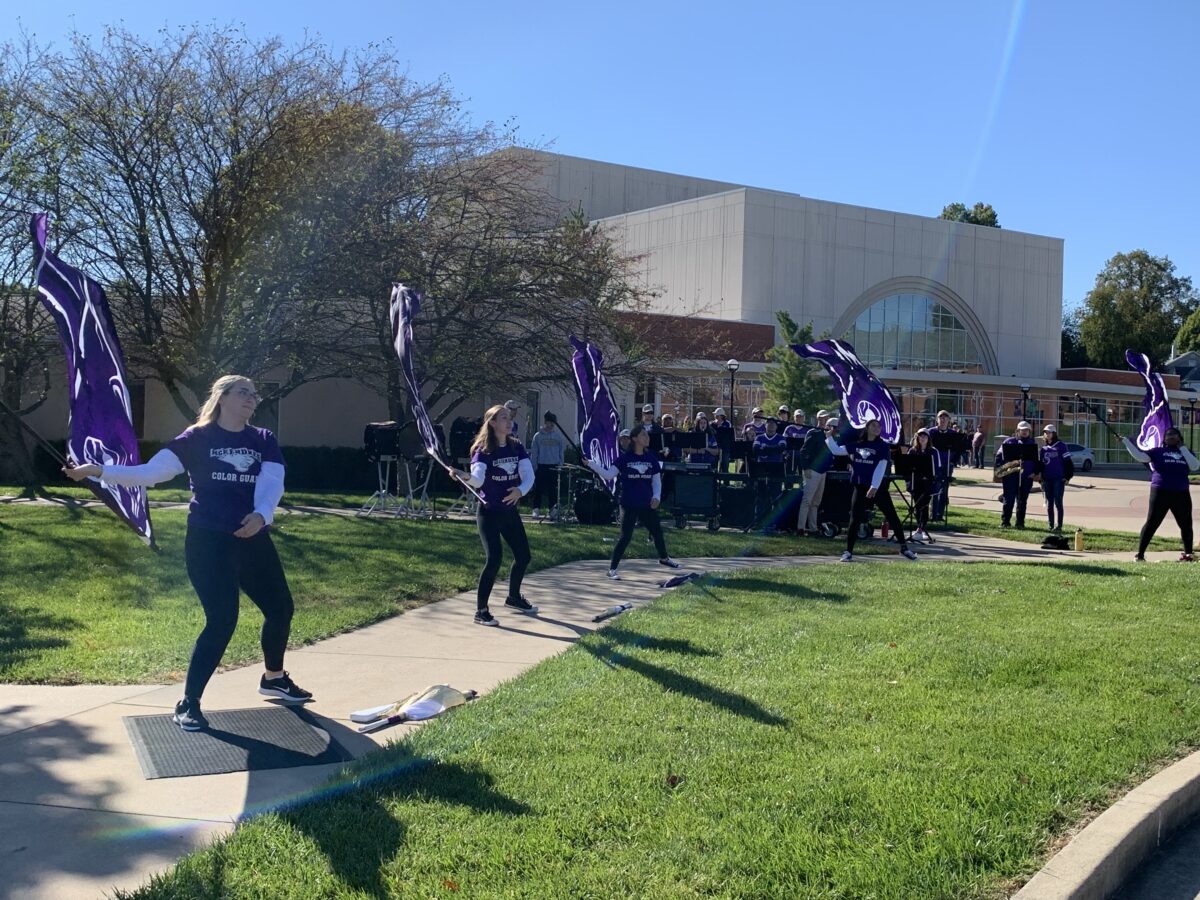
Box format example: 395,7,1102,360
888,449,930,535
359,422,404,517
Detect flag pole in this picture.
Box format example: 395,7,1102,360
0,397,69,467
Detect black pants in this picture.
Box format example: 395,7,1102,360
611,506,668,569
848,484,907,553
1139,487,1194,556
184,527,294,700
1001,475,1033,526
477,505,531,609
529,465,560,510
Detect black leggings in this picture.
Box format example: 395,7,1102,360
1138,487,1193,556
848,483,907,553
611,505,668,569
477,506,531,609
184,527,294,700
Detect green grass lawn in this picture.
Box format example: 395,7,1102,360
121,561,1200,900
940,506,1179,553
0,504,856,684
0,483,369,509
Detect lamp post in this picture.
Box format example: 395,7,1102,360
726,359,740,426
1190,394,1197,449
1019,383,1031,422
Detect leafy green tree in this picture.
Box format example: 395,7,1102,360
1078,251,1197,368
938,202,1000,228
761,311,835,418
1060,309,1091,367
1174,306,1200,357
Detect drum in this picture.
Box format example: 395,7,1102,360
574,485,615,525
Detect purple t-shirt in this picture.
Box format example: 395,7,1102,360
784,424,810,439
615,450,662,509
1039,440,1071,481
472,441,529,510
1000,436,1038,478
753,432,787,464
1146,446,1192,492
844,438,891,486
165,423,284,533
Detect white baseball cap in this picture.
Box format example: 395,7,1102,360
1043,423,1057,432
641,404,654,413
817,409,830,418
1017,421,1032,430
713,407,726,416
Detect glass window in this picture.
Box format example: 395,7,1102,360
845,293,983,374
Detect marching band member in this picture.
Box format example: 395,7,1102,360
1038,424,1073,533
784,409,809,439
65,375,309,731
586,424,682,579
930,409,954,521
752,417,788,533
688,411,720,467
797,412,834,535
907,427,936,543
996,421,1037,529
455,404,538,626
712,407,733,432
503,399,521,439
750,407,767,435
826,417,918,562
1123,427,1199,562
640,404,660,435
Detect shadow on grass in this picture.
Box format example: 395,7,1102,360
1045,562,1133,577
0,598,83,674
693,578,851,605
600,624,719,657
580,638,788,727
274,743,530,896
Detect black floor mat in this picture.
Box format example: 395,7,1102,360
123,706,353,779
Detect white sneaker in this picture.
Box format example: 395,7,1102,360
607,569,621,580
840,551,853,562
658,558,682,569
900,547,919,560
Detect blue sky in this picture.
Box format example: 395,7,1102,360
6,0,1197,313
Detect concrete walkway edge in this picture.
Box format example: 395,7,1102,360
1013,748,1200,899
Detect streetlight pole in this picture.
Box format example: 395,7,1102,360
1019,383,1031,422
726,359,740,427
1189,394,1197,449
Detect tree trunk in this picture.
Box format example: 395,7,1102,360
0,413,37,484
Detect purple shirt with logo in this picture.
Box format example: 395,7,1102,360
784,424,810,439
687,428,718,465
1146,446,1192,492
844,438,891,486
1039,440,1071,481
165,423,284,533
614,450,662,509
472,441,530,510
753,432,787,464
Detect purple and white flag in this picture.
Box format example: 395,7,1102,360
31,213,153,545
1125,349,1173,451
791,339,903,444
569,336,620,494
389,284,483,501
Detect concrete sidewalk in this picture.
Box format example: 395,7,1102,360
0,533,1185,899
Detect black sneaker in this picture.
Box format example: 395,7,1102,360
474,608,499,627
258,671,313,702
173,697,208,732
504,595,539,615
658,557,682,569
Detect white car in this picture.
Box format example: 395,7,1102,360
1065,443,1095,472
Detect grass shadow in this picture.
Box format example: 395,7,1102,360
580,639,788,727
599,624,719,657
0,598,83,673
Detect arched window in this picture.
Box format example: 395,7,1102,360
842,293,985,374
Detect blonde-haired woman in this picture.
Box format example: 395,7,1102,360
65,374,308,731
453,404,537,626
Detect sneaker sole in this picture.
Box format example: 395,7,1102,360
474,619,500,627
173,716,205,731
257,688,311,702
505,606,539,615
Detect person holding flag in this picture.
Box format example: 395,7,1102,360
65,375,309,731
586,424,682,580
1124,427,1199,562
825,417,919,562
453,404,538,625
